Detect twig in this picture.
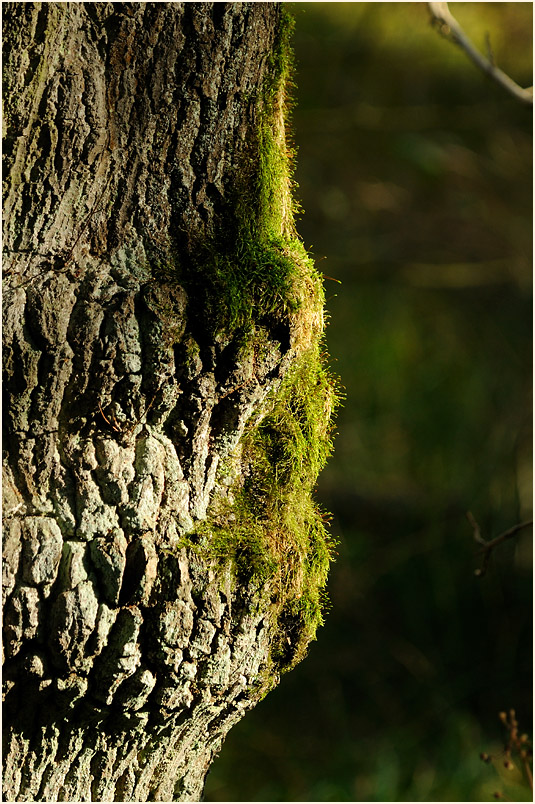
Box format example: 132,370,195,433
466,511,533,576
427,2,533,106
5,502,23,517
98,387,163,437
98,400,121,433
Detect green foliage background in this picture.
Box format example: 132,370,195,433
205,3,532,801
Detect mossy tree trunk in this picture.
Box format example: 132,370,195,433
2,3,336,801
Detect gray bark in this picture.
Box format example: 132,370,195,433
3,3,331,801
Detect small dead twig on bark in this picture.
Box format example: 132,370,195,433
98,400,122,433
428,2,533,106
98,386,165,439
466,511,533,576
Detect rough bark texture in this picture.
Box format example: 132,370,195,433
3,3,332,801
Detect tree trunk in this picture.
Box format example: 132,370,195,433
2,3,336,801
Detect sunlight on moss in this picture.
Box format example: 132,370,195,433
175,6,341,677
195,345,341,675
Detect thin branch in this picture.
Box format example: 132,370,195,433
428,2,533,106
466,511,533,576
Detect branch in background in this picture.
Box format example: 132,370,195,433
427,2,533,106
466,511,533,577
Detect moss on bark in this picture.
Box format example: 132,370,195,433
169,6,341,678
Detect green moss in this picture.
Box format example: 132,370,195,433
190,343,341,674
160,6,304,338
188,236,302,335
242,345,341,670
174,7,342,677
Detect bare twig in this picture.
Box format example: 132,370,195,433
98,387,164,438
466,511,533,576
428,2,533,106
98,400,121,433
5,502,23,517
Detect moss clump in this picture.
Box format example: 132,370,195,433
195,343,341,674
163,6,303,339
188,235,303,337
177,7,341,676
241,344,340,670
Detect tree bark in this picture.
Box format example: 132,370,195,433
2,3,335,801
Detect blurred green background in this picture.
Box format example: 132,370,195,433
205,3,532,801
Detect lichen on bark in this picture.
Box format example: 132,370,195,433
2,3,339,800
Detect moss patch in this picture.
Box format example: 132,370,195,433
201,6,298,333
174,7,341,677
192,343,341,675
241,345,340,670
157,7,304,340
